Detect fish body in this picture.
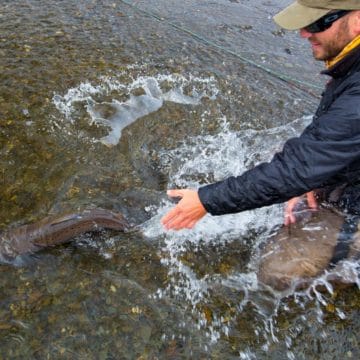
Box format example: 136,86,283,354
0,208,129,261
257,208,360,291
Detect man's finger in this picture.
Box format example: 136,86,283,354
284,209,296,226
161,207,180,226
186,220,197,229
306,191,318,209
164,215,187,230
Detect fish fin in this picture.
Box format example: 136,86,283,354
49,214,82,226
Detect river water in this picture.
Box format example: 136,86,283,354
1,0,359,359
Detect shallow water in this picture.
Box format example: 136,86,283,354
1,0,359,359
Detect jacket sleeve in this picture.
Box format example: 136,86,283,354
198,85,360,216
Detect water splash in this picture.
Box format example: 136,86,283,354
144,113,360,355
53,71,219,146
144,115,302,342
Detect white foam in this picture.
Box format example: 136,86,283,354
53,72,219,146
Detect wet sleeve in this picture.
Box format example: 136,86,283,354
198,85,360,216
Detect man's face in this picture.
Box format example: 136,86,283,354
300,13,354,61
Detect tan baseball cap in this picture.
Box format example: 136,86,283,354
274,0,360,30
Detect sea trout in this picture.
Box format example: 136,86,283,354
0,208,129,262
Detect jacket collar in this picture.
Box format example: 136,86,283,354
321,45,360,79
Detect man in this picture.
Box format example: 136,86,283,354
162,0,360,232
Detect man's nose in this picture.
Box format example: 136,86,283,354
299,28,312,38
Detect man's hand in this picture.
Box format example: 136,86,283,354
284,191,317,225
161,189,207,230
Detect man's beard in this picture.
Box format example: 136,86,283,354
312,18,353,61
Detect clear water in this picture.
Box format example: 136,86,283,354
1,1,359,359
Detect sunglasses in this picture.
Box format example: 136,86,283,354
304,10,350,33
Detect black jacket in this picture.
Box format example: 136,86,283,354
198,45,360,216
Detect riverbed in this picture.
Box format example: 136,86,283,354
0,1,359,359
